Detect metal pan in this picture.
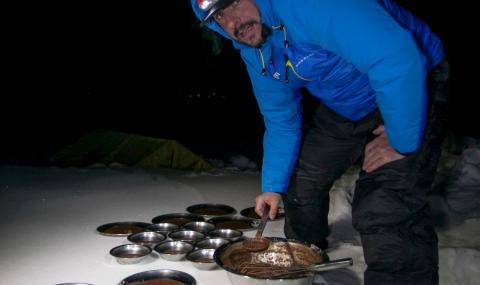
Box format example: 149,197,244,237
151,213,204,226
118,269,196,285
207,216,258,232
97,222,151,237
186,203,236,220
54,283,94,285
214,237,349,285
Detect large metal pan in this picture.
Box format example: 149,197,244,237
214,237,352,285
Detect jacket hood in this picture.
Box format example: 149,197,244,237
190,0,281,50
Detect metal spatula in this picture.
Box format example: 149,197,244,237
236,258,354,278
242,205,270,252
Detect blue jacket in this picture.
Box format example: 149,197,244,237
191,0,444,193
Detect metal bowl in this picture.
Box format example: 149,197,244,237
186,203,236,220
154,241,194,261
109,244,152,265
208,229,243,241
146,222,179,235
195,238,230,249
207,216,257,231
151,213,204,226
183,221,215,234
186,248,217,270
127,231,166,248
118,269,196,285
168,230,205,243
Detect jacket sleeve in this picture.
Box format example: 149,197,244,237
242,53,302,193
297,0,428,153
376,0,444,69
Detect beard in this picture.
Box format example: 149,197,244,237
259,23,272,45
234,22,271,48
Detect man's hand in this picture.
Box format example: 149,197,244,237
255,192,282,220
363,125,405,173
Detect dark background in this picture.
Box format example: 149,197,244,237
1,1,477,166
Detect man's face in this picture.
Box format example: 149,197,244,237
213,0,263,47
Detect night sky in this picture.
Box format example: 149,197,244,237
1,1,478,166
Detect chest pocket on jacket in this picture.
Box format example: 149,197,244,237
266,42,365,92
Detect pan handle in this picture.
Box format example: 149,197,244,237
311,258,353,272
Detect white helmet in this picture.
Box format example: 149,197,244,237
197,0,237,23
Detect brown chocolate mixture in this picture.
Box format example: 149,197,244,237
104,225,145,235
195,258,213,263
164,218,191,226
215,220,251,230
247,211,261,219
192,207,229,215
129,279,185,285
221,243,321,279
222,248,252,268
163,250,186,254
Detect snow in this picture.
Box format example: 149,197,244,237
0,153,478,284
228,155,258,171
0,165,262,285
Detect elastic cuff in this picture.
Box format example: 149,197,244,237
262,187,287,194
397,150,415,156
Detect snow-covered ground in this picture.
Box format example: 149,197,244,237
0,153,478,284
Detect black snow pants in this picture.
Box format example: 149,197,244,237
283,60,449,285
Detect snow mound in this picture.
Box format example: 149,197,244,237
229,154,258,171
439,248,480,285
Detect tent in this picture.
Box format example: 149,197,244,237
51,130,212,172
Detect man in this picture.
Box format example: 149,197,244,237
191,0,448,284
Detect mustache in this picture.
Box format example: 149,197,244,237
234,20,260,38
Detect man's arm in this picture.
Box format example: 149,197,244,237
241,51,302,218
245,62,303,193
